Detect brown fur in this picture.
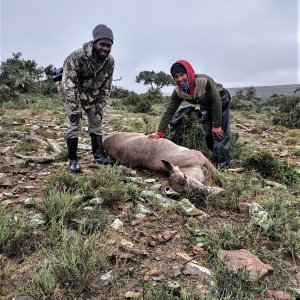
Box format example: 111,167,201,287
103,132,217,193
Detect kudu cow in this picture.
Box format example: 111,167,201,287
103,132,222,194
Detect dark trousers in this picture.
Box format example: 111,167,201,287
201,89,231,169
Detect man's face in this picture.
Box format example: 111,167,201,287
94,38,112,58
173,72,188,87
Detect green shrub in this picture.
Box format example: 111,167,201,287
0,84,19,103
166,108,210,156
110,85,130,99
30,262,56,298
52,233,107,293
241,150,300,186
0,206,25,255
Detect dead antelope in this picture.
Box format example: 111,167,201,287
103,132,222,194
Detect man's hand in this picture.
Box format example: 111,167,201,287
94,104,104,118
148,131,165,139
69,108,82,123
212,127,224,140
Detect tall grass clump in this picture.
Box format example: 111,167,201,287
259,190,300,260
208,264,266,299
52,232,107,294
30,261,56,299
0,205,25,256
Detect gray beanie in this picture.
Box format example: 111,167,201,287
92,24,114,43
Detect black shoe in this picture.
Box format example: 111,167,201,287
69,159,81,173
67,138,81,172
93,156,111,165
90,133,112,165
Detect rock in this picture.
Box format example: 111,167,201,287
111,218,124,230
171,265,182,277
265,289,291,299
249,202,272,231
24,198,35,207
0,146,12,155
149,268,160,276
167,280,181,291
144,178,156,183
15,153,54,163
179,198,210,218
121,239,134,249
12,297,34,300
219,249,274,281
126,248,149,257
136,203,154,215
28,213,46,228
183,262,212,278
278,150,289,157
46,138,62,154
175,252,195,262
140,190,176,208
126,176,143,183
124,291,142,298
148,240,156,247
100,270,113,286
89,197,104,206
263,179,287,190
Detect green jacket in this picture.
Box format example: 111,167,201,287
59,41,114,113
158,74,224,132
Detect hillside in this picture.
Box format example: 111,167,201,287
227,84,299,100
0,101,300,299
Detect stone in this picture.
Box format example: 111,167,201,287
183,262,212,278
121,239,134,249
265,289,291,299
149,268,160,276
111,218,124,230
124,291,142,298
249,202,272,231
219,249,274,281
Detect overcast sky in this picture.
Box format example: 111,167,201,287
1,0,299,94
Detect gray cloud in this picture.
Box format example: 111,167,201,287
1,0,299,93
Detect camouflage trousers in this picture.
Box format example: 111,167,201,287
63,102,103,139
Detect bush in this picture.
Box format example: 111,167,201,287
263,94,300,128
241,150,300,186
122,91,153,113
0,206,25,255
110,85,130,99
166,107,210,156
52,233,107,293
0,84,19,103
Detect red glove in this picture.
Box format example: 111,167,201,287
148,131,165,139
212,127,224,139
156,131,165,138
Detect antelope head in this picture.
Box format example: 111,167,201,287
161,160,210,194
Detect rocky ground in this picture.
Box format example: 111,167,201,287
0,106,299,299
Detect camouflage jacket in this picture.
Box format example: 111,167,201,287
59,41,114,113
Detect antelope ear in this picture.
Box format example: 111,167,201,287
161,160,179,173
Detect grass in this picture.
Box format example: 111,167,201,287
0,205,25,256
52,232,107,294
30,261,56,299
1,97,300,299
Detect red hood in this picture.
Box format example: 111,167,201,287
175,60,195,97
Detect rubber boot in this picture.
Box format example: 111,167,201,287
67,138,81,173
90,133,112,165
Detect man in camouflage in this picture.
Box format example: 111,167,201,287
59,24,114,172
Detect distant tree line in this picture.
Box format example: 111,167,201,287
0,52,58,103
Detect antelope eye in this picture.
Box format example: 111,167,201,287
184,174,187,179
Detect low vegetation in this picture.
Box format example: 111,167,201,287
0,54,299,299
